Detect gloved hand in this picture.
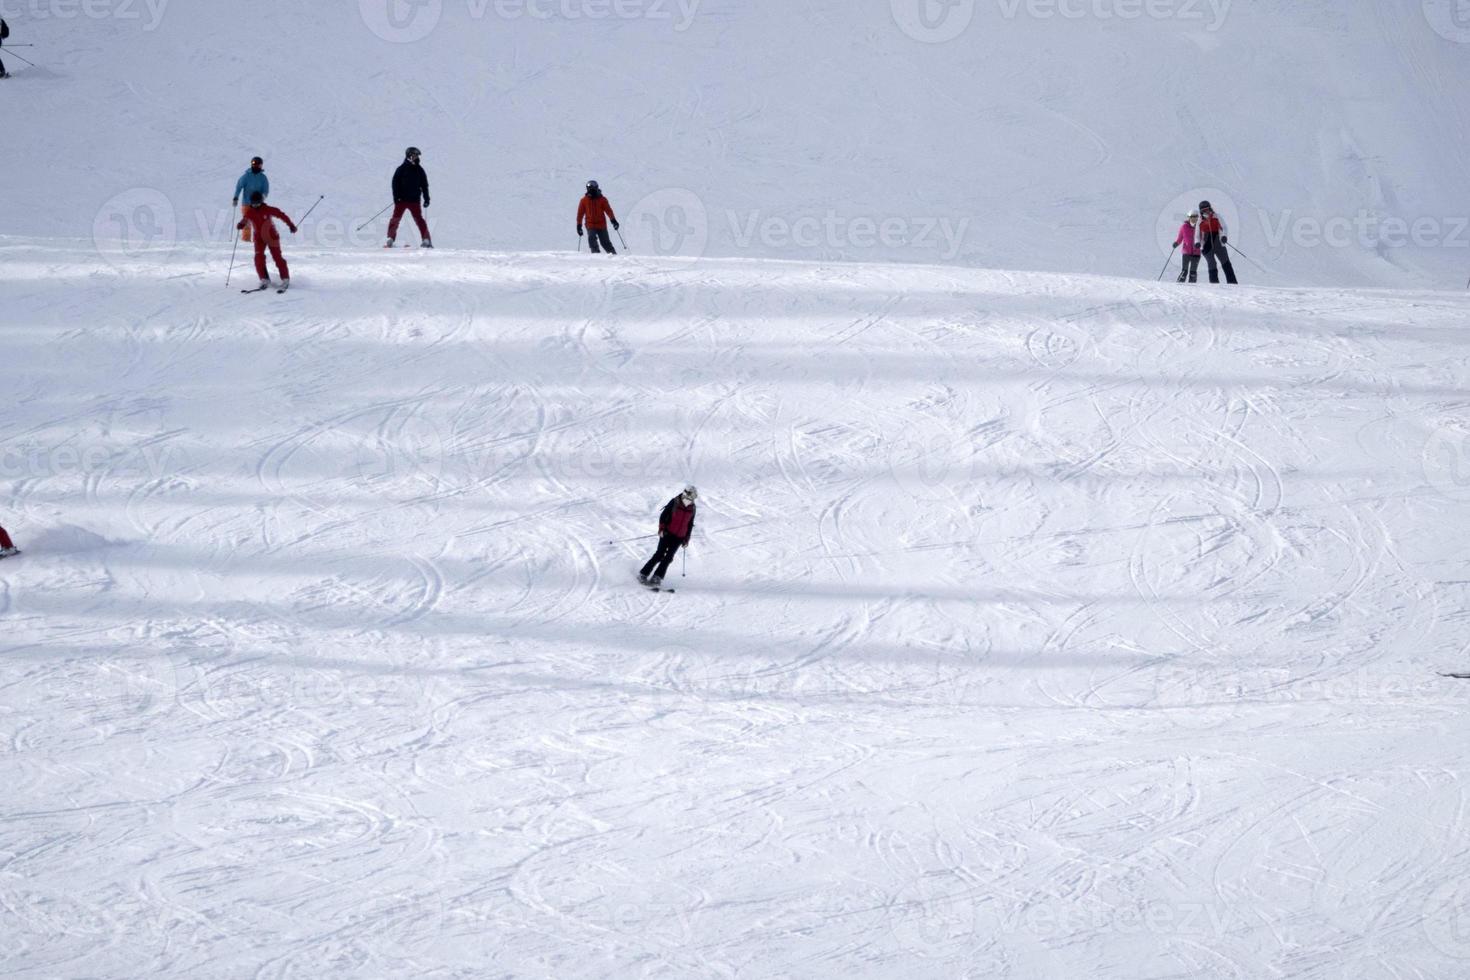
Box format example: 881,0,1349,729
577,226,584,237
424,198,430,209
289,225,299,234
236,220,245,230
232,198,239,207
612,220,620,231
1171,242,1179,249
1221,236,1228,244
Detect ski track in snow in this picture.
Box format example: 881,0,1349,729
2,243,1470,978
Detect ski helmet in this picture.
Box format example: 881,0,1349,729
1187,210,1199,220
1198,200,1213,212
586,180,600,192
250,156,263,168
406,146,422,160
681,484,698,502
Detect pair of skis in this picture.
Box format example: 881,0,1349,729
638,573,675,594
242,283,291,295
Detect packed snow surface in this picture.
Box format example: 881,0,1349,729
3,240,1470,977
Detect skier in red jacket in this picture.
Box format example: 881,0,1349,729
236,191,298,290
1197,200,1238,285
639,486,697,587
577,180,620,255
0,522,18,558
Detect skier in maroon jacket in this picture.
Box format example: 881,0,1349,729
639,486,697,587
236,191,298,291
0,522,18,557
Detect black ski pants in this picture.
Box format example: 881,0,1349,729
587,227,616,254
1177,253,1199,283
1202,236,1237,284
640,534,683,580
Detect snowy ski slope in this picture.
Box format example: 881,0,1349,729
6,0,1470,975
3,239,1470,977
4,1,1470,285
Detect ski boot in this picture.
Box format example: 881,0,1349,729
0,547,19,558
384,238,395,249
422,239,434,249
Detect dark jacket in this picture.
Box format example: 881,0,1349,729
658,496,696,542
393,161,430,205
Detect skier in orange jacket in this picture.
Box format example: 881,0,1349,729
576,180,619,255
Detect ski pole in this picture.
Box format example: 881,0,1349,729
356,204,392,232
298,195,325,224
1157,245,1176,281
1224,242,1267,274
681,547,687,578
606,533,657,545
3,48,38,68
225,231,240,288
615,227,629,253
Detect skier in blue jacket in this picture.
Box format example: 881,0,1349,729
232,157,270,242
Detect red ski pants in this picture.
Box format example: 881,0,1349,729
253,236,289,281
389,202,430,241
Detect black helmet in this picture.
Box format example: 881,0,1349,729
406,146,422,159
250,156,263,168
586,180,599,191
1198,200,1213,212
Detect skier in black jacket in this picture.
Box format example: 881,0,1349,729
639,486,697,587
386,146,432,248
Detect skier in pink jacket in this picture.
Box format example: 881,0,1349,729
1174,211,1201,283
